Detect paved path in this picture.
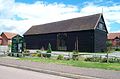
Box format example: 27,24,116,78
0,57,120,79
0,65,71,79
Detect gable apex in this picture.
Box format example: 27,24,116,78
94,13,108,33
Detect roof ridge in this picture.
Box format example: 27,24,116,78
24,13,104,35
1,32,17,39
33,13,102,27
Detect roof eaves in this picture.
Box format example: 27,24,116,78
94,13,102,29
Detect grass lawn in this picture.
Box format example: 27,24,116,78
19,57,120,71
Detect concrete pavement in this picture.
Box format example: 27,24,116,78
0,57,120,79
0,65,71,79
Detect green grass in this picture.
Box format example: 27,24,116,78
19,57,120,71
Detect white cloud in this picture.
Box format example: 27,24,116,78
0,1,79,34
80,2,120,32
0,0,15,19
0,0,120,35
14,2,78,20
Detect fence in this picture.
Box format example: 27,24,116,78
0,46,9,53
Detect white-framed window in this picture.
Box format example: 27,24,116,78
99,23,103,30
97,22,106,31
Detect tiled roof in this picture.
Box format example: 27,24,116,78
2,32,17,39
0,36,2,44
0,40,2,45
24,13,102,35
108,33,120,39
0,36,2,39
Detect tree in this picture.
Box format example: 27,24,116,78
106,41,112,63
8,44,12,52
46,43,52,58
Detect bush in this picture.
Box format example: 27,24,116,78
93,57,101,62
108,58,115,63
46,43,52,58
30,53,41,57
100,58,107,63
17,54,22,57
42,53,47,57
36,50,41,53
24,49,30,53
72,50,79,60
31,53,37,57
46,53,51,58
84,57,101,62
116,58,120,63
115,48,120,51
7,53,11,56
84,56,120,63
108,57,120,63
57,55,64,60
11,53,14,56
84,57,93,61
36,53,41,57
23,53,30,57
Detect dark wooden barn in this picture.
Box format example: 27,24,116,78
24,13,108,52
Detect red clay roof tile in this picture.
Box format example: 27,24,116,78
2,32,17,39
108,33,120,39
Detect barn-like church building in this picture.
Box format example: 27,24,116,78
24,13,108,52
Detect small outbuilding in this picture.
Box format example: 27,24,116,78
108,33,120,48
24,13,108,52
11,35,24,53
0,32,17,46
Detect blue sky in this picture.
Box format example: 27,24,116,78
0,0,120,34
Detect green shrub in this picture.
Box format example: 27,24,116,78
23,49,30,57
108,57,120,63
84,57,92,61
17,54,22,57
11,53,14,56
72,50,79,60
100,58,107,63
115,48,120,51
24,49,30,53
17,54,19,57
31,53,37,57
42,53,47,57
46,43,52,58
7,53,11,56
116,58,120,63
73,50,79,54
31,53,41,57
93,57,101,62
36,50,41,53
72,55,79,60
36,53,41,57
84,57,101,62
85,56,120,63
109,58,115,63
57,55,64,60
46,53,51,58
23,53,30,57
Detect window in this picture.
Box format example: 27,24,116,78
97,23,106,31
57,33,67,50
99,23,103,30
